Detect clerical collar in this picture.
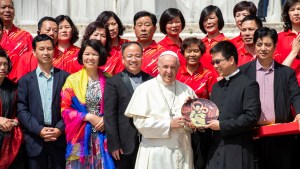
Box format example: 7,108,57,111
125,69,142,78
224,69,240,81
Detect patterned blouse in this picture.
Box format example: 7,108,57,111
86,79,102,117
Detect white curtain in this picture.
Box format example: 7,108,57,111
15,0,278,25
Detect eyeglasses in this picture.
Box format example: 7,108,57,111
211,58,227,65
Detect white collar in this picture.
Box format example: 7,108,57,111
224,69,240,81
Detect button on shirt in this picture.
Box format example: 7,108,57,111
125,70,143,90
256,60,275,125
36,66,54,125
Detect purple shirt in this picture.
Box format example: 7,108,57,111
256,60,275,125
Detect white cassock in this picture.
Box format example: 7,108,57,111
125,75,197,169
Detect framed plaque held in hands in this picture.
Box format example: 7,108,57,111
181,98,219,127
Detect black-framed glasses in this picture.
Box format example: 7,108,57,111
211,58,227,65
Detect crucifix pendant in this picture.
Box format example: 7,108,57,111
170,108,175,119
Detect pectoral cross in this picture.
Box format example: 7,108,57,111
170,108,175,119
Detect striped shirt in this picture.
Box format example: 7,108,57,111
256,60,275,125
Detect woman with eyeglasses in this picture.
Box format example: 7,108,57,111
199,5,229,78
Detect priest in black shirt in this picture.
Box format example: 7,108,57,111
205,41,261,169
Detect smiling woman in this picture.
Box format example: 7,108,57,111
61,39,115,169
96,11,130,76
275,0,300,85
176,37,217,99
158,8,186,66
54,15,80,74
199,5,229,78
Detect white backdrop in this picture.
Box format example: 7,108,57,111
15,0,281,25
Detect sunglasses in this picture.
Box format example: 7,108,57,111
211,58,227,65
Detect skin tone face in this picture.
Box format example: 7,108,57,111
0,0,14,24
288,2,300,26
133,16,156,42
39,20,58,44
255,36,276,64
241,20,258,45
82,46,100,71
203,12,219,35
211,52,234,77
122,43,143,75
158,54,179,85
165,16,182,37
106,17,119,40
134,16,156,42
0,56,8,80
33,40,54,65
184,44,202,66
89,27,107,46
58,19,72,43
235,10,250,30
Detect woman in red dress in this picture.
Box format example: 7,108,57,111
176,37,217,99
176,37,217,169
55,15,80,73
199,5,229,77
275,0,300,86
96,11,130,75
158,8,186,65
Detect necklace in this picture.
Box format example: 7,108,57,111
156,78,176,119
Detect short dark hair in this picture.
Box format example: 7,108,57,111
159,8,185,35
121,41,143,56
37,16,57,32
32,34,54,51
134,11,157,26
77,39,107,67
0,48,12,73
199,5,225,34
282,0,299,32
253,27,278,45
210,41,238,64
96,11,126,36
81,21,111,54
241,15,263,28
180,37,206,55
55,15,79,44
233,1,257,17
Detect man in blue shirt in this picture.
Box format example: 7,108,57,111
17,34,69,169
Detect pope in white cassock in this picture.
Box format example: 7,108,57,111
125,51,197,169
